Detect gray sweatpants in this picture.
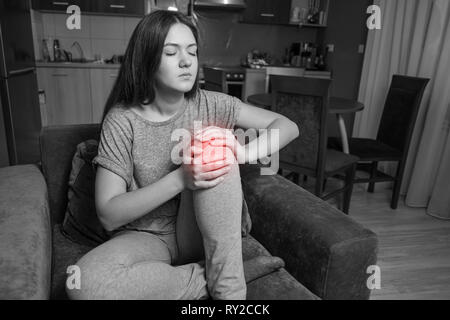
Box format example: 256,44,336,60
66,163,246,300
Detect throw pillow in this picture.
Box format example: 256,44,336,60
62,140,110,247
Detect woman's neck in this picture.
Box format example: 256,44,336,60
142,88,184,119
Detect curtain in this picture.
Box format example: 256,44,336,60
354,0,450,219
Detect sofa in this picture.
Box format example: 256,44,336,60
0,124,378,300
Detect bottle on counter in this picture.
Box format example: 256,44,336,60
306,57,313,69
317,54,326,70
53,39,62,62
42,39,51,62
282,48,290,66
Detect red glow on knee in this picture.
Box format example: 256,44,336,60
200,141,235,164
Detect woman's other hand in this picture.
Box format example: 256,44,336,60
179,137,236,190
195,127,246,164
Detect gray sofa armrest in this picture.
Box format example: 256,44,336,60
240,165,378,300
0,165,52,299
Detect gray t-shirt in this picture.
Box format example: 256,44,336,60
93,90,244,235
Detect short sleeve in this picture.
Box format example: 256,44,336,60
93,109,133,188
206,91,243,129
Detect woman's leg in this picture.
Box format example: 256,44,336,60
66,230,209,300
176,162,246,300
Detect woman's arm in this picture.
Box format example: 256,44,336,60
236,103,299,163
96,158,231,232
95,166,184,231
198,103,299,164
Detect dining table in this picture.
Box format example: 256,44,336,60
247,93,365,154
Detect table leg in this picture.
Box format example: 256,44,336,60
336,114,350,154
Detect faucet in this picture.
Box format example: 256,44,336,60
71,41,86,62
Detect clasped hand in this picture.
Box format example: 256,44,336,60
180,126,244,190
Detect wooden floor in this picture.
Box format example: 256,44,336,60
301,177,450,300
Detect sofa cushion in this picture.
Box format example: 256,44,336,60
0,165,51,300
62,140,110,247
40,124,102,225
51,224,299,300
51,224,92,300
247,268,319,300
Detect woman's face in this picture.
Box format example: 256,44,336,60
155,23,198,94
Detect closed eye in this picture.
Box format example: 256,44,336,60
165,52,176,56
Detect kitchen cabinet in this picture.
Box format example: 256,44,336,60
290,0,330,27
32,0,90,12
89,0,145,16
241,0,329,27
155,0,189,15
32,0,145,16
241,0,291,25
37,67,92,125
90,69,119,123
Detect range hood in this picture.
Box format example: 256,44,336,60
194,0,247,10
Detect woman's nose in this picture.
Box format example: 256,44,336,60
179,52,192,68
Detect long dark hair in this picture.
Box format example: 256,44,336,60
102,10,200,122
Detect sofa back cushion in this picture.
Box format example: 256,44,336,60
40,124,101,225
62,140,111,246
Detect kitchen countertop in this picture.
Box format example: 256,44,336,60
245,66,331,73
36,61,121,69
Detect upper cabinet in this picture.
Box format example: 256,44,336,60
241,0,329,27
32,0,90,12
89,0,145,16
32,0,145,17
241,0,291,25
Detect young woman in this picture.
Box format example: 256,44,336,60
66,10,299,300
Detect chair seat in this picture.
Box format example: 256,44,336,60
325,149,359,174
280,149,358,175
328,137,402,161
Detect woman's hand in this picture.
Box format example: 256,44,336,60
195,127,246,164
179,139,235,190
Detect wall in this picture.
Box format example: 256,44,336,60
317,0,371,137
31,11,141,61
193,10,317,66
31,8,317,67
0,98,9,167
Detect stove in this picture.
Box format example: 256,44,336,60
204,65,246,81
202,65,246,99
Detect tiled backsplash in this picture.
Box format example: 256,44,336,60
31,9,318,66
31,10,141,61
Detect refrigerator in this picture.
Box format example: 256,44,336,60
0,0,41,166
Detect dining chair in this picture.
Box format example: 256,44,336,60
271,75,360,214
203,67,227,94
328,75,430,209
264,66,305,93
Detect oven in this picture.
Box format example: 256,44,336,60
202,66,245,100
